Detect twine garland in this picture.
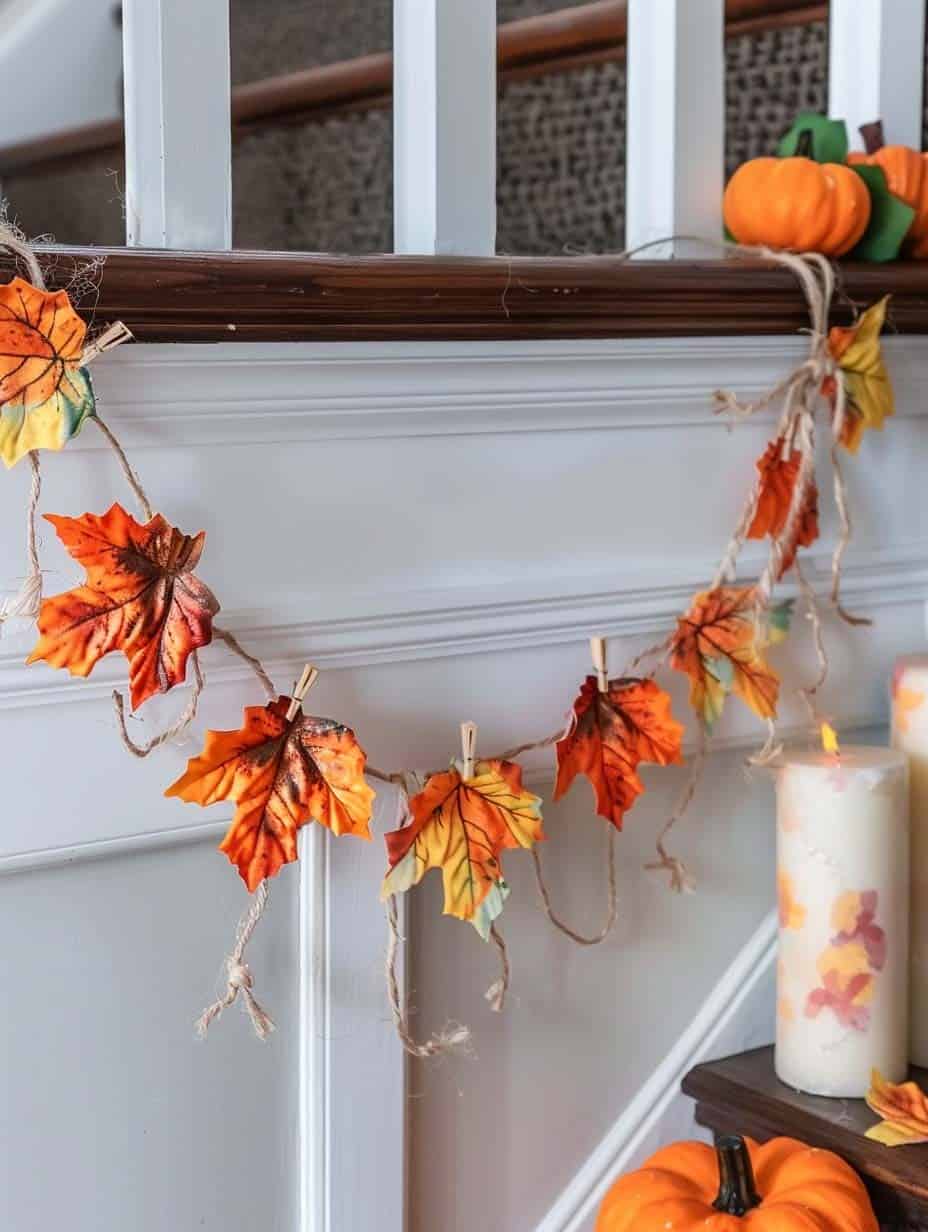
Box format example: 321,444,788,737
0,229,882,1049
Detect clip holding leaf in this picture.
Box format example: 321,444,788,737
286,663,319,721
591,636,609,693
460,720,477,780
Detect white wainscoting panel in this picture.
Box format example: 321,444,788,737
0,336,925,1232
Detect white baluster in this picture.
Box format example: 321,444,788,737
830,0,926,151
626,0,725,257
393,0,497,255
122,0,232,249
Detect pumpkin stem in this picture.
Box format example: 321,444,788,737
794,129,815,159
713,1135,762,1216
860,120,885,154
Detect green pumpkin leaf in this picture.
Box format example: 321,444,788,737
848,165,915,262
777,114,849,164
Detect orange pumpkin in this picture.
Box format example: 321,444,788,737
848,120,928,257
724,131,870,257
596,1134,878,1231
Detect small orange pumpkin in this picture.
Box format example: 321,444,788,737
724,130,871,256
848,120,928,257
596,1134,878,1231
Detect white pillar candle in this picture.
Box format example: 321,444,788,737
892,655,928,1066
775,744,909,1097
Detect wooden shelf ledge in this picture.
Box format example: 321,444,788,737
11,248,928,344
684,1046,928,1229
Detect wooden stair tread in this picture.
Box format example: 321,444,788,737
683,1047,928,1228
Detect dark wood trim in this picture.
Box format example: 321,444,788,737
0,0,827,178
684,1048,928,1230
727,3,827,38
9,246,928,344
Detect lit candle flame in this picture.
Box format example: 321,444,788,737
821,721,840,757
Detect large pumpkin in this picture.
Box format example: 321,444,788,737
596,1134,878,1231
724,131,871,256
848,120,928,257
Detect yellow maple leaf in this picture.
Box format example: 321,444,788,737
827,296,894,454
381,759,543,939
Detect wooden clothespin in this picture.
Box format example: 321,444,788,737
591,636,608,693
460,721,478,780
286,662,319,722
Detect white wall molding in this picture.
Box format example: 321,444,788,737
0,817,228,878
299,787,406,1232
5,538,927,711
83,335,928,448
535,909,778,1232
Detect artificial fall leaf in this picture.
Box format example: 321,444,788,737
670,587,791,731
0,277,95,468
166,695,375,891
27,503,218,709
746,437,819,576
894,685,926,736
554,676,683,829
777,871,806,931
381,759,543,939
865,1069,928,1146
826,296,894,454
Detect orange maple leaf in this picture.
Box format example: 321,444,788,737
166,695,375,890
28,503,219,709
554,676,683,829
670,586,789,730
381,759,543,938
746,437,819,576
865,1069,928,1146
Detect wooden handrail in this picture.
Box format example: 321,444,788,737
0,0,826,177
1,246,923,344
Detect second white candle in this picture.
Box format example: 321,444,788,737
775,745,909,1097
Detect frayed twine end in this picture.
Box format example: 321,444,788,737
484,979,507,1013
0,568,42,630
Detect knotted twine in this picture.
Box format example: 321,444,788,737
196,879,276,1039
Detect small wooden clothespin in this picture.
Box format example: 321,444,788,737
460,721,478,780
286,662,319,721
591,636,609,693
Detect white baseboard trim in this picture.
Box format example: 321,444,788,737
535,908,778,1232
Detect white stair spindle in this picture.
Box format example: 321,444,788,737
829,0,926,152
393,0,497,255
625,0,725,257
122,0,232,249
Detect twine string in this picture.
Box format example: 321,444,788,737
112,651,205,758
0,451,43,629
645,725,707,894
196,880,275,1039
485,923,511,1012
94,416,154,522
793,555,829,723
0,216,45,289
531,825,617,945
384,895,471,1057
212,625,277,700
